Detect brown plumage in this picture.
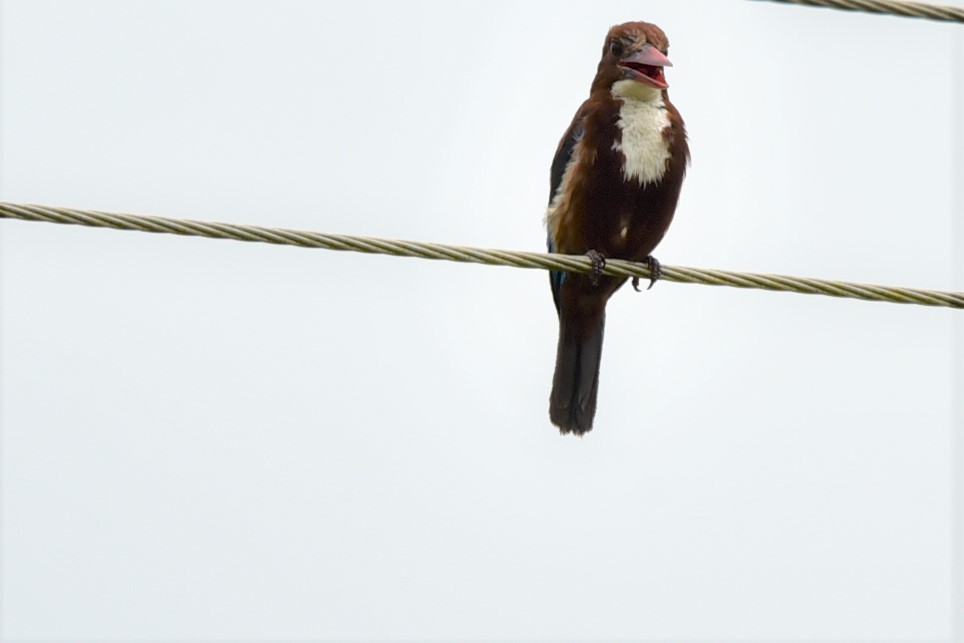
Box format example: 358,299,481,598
546,21,689,435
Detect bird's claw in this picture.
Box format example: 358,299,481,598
632,255,662,292
585,250,606,286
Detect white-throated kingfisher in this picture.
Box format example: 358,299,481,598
546,21,688,435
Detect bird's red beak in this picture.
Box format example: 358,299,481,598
617,43,672,90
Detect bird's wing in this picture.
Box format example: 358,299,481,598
547,104,589,314
548,106,587,206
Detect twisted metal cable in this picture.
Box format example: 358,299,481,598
751,0,964,22
2,201,961,309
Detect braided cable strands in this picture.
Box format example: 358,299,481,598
2,201,962,309
751,0,964,23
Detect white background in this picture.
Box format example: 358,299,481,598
2,0,962,640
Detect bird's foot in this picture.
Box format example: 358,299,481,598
585,250,606,286
632,255,663,292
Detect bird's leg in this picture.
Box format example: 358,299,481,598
585,250,606,287
632,255,663,292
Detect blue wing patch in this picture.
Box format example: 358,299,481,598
547,235,566,314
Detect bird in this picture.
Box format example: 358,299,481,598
546,21,689,435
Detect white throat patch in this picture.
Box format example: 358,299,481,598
610,82,672,186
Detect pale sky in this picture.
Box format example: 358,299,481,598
2,0,963,640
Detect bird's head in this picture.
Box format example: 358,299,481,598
593,21,673,101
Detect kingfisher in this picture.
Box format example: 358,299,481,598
546,21,688,435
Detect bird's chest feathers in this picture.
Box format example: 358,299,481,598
611,97,672,186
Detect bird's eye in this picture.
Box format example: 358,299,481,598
609,41,624,57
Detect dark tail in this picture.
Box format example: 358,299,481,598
549,308,605,435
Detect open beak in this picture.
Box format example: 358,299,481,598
617,43,672,90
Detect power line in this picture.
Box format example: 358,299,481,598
751,0,964,23
2,202,961,309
